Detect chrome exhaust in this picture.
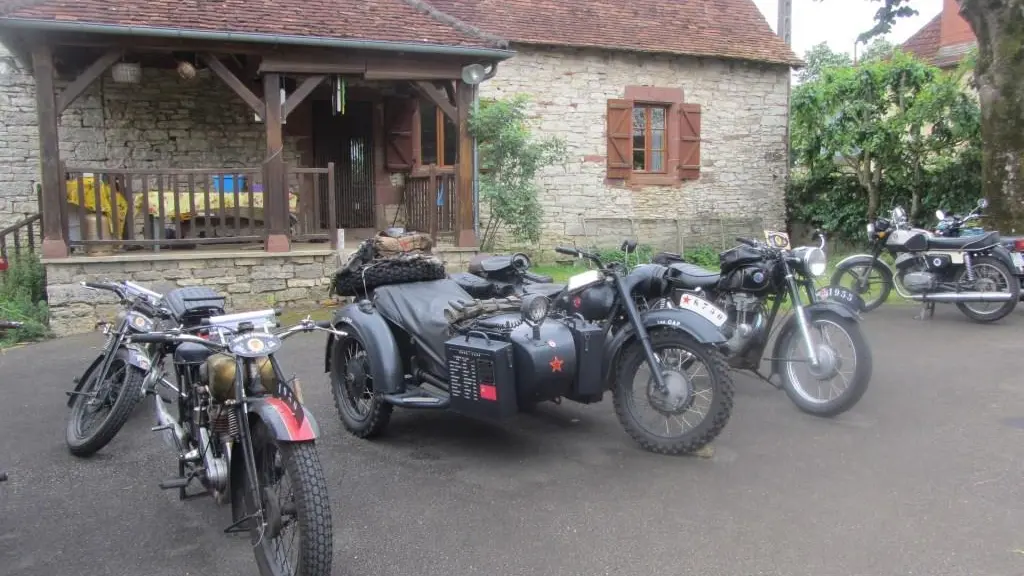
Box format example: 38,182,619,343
908,291,1015,302
153,395,186,450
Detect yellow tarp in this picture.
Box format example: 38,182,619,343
65,179,130,238
134,190,300,221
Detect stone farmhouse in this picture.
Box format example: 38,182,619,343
0,0,798,335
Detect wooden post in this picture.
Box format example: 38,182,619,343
455,81,476,247
263,72,289,252
32,43,67,259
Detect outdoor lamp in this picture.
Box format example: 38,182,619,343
461,63,486,85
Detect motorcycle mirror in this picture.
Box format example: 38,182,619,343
978,198,989,209
620,239,638,254
935,209,945,220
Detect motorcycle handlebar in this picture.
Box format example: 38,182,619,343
83,281,119,293
554,246,579,257
130,333,169,344
735,237,758,247
314,320,332,329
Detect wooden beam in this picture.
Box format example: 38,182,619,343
455,81,476,248
259,56,364,75
441,81,457,108
56,49,122,114
32,43,67,258
282,75,325,119
365,55,464,80
262,72,289,253
201,53,265,117
411,81,457,123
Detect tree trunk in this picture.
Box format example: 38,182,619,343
960,0,1024,233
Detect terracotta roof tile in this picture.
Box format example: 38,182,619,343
0,0,509,49
426,0,801,65
900,12,941,64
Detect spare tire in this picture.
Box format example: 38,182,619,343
331,254,447,297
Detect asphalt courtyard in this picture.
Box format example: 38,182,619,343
1,304,1022,576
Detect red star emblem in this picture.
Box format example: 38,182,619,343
573,296,582,309
681,295,691,305
549,356,564,372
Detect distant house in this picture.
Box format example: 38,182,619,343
901,0,976,70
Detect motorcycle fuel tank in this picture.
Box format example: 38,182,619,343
509,320,578,405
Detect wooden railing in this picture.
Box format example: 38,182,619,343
0,183,43,262
290,163,338,244
404,165,457,239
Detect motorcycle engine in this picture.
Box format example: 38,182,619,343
718,293,766,356
901,271,937,294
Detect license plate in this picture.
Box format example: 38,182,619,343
817,286,865,312
1012,251,1024,273
675,293,728,327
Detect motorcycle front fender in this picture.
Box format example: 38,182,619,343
124,344,153,371
67,355,104,408
324,302,405,395
247,397,320,442
601,308,728,388
768,301,859,379
831,253,894,278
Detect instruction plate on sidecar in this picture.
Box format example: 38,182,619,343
675,294,728,327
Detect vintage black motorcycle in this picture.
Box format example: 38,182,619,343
130,311,340,576
64,281,226,456
324,244,736,455
652,232,873,417
830,203,1020,322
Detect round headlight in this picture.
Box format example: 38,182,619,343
866,222,875,234
803,247,828,278
520,294,550,324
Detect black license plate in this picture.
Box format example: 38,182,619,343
817,286,865,312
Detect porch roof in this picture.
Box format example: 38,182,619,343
0,0,512,58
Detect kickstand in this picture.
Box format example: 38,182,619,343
751,369,782,390
914,301,935,321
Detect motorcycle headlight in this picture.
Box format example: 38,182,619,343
802,247,828,278
520,294,549,325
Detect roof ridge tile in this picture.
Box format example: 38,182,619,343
400,0,509,49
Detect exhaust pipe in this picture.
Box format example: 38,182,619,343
908,291,1015,302
153,395,186,450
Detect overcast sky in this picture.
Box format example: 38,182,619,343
751,0,944,59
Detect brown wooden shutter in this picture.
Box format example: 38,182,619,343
678,103,702,180
606,99,633,179
384,97,416,171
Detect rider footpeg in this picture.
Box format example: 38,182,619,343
159,477,190,490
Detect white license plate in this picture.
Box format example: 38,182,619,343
1012,251,1024,272
675,293,728,327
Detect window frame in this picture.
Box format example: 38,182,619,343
631,103,670,174
414,104,457,173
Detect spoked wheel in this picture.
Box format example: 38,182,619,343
329,334,393,438
612,330,734,455
779,312,872,417
65,348,144,457
830,261,891,312
245,423,333,576
955,256,1019,322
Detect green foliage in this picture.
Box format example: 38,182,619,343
591,244,722,270
790,48,981,238
798,42,852,84
0,253,51,346
469,94,568,252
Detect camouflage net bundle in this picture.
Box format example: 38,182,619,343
330,231,447,297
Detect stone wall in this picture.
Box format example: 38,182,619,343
43,246,479,337
477,45,792,252
0,42,305,228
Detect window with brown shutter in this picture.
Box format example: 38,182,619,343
384,97,416,171
607,86,702,187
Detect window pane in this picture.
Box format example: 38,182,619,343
420,102,438,165
651,107,665,129
633,149,645,170
442,114,457,166
652,129,664,152
632,106,646,135
633,132,645,152
651,149,664,172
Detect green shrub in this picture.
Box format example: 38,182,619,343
0,252,51,346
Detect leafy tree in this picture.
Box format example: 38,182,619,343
798,42,852,83
791,50,979,223
468,94,567,252
823,0,1024,234
859,38,897,61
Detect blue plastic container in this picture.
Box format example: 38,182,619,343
212,174,247,192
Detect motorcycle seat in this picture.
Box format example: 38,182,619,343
926,230,1001,251
448,272,495,299
521,282,565,299
173,342,215,365
468,255,516,274
666,262,721,289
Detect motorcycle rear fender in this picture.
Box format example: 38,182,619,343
246,397,319,442
979,244,1017,272
323,302,405,395
769,301,859,379
601,308,729,388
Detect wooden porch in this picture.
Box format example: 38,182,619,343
9,28,492,259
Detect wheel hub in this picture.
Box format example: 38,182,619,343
647,370,694,413
807,344,840,380
345,358,367,398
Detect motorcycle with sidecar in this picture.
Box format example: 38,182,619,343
323,243,736,455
